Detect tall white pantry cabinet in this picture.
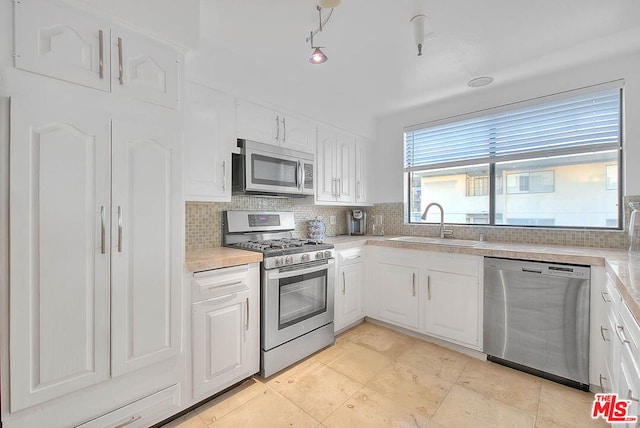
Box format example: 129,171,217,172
3,0,185,426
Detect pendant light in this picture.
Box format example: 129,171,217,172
306,3,339,64
310,47,328,64
410,14,427,56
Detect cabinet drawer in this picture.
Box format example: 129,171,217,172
76,384,180,428
192,265,251,303
338,247,364,266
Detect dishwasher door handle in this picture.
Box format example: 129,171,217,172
521,267,543,274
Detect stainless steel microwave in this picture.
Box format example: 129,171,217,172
232,140,314,197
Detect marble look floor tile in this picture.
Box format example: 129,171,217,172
162,411,207,428
536,380,608,427
196,378,268,424
206,389,318,427
432,385,536,428
367,362,452,418
267,360,363,421
397,339,471,383
456,359,542,415
322,386,430,428
346,322,417,359
323,341,394,384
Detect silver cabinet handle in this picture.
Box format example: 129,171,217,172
117,206,123,252
245,297,250,330
275,116,280,141
600,326,609,342
100,206,106,254
222,161,226,191
427,275,431,300
332,178,337,198
98,30,104,79
114,415,142,428
412,273,416,297
599,374,607,393
117,37,124,85
616,324,631,344
345,255,361,261
601,291,612,303
282,117,286,142
342,271,346,294
356,180,360,201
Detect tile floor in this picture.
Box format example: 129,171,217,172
163,321,608,428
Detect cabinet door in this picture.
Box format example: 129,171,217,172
617,345,640,428
316,127,337,202
110,119,182,377
9,96,111,411
14,0,111,91
192,292,254,399
236,101,279,146
376,263,420,329
336,134,356,203
424,271,479,347
281,114,313,152
336,263,365,331
111,26,181,109
183,82,233,201
355,139,368,204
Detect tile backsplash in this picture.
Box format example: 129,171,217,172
185,196,357,250
186,195,640,250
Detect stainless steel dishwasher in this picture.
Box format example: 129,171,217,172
483,257,590,390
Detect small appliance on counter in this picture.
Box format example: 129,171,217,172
346,209,367,235
308,217,326,241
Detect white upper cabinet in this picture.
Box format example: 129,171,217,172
355,138,370,204
183,82,234,202
110,26,181,109
14,0,110,91
236,100,314,153
110,119,182,377
14,0,181,109
316,125,356,204
9,96,112,411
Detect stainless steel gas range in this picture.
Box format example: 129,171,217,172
223,210,335,377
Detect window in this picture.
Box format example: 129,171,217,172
404,85,622,229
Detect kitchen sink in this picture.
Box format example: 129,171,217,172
388,236,481,247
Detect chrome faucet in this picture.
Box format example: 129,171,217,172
421,202,449,238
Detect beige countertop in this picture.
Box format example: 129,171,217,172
185,247,263,272
326,235,640,324
185,235,640,324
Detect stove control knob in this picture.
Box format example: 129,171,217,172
285,255,294,265
315,252,324,260
324,250,332,259
275,257,284,267
301,253,310,262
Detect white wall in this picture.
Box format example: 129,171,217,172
372,52,640,203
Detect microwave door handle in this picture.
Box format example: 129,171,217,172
297,161,303,190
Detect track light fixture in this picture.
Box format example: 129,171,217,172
306,1,340,64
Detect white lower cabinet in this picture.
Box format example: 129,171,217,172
376,263,420,330
191,264,260,400
335,247,366,332
367,247,482,350
76,384,181,428
424,269,480,348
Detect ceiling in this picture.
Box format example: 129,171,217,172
199,0,640,131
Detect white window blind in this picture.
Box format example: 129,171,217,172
404,87,621,171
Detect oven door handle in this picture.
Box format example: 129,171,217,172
266,260,335,280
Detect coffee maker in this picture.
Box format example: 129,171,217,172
346,210,367,235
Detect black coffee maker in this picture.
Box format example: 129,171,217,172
346,210,367,235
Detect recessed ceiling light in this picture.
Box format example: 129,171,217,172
468,76,494,88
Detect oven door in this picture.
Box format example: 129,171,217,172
262,259,335,351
